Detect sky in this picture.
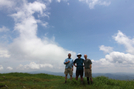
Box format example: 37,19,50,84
0,0,134,73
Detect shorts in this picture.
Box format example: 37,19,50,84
85,69,92,78
64,68,73,75
76,70,83,76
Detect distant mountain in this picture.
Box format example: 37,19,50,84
28,71,134,81
92,73,134,80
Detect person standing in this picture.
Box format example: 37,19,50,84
64,53,73,83
84,54,93,85
73,53,84,83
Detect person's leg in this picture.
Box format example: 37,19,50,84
90,78,93,81
76,70,79,80
90,69,93,84
75,76,78,80
65,74,67,82
80,70,83,82
80,75,83,81
70,75,72,80
90,78,93,84
69,68,73,81
85,69,89,84
64,68,68,83
87,77,89,84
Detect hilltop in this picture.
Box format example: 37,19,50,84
0,73,134,89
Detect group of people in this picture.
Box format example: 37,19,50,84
64,53,93,85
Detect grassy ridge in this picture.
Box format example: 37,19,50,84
0,73,134,89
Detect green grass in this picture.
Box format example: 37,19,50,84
0,73,134,89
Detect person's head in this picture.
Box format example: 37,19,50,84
68,53,71,58
84,54,87,59
77,53,82,59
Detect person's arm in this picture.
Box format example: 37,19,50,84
83,59,84,67
73,63,77,67
73,59,77,67
72,60,73,71
64,61,70,64
90,59,92,70
83,59,85,71
72,65,73,71
90,64,92,70
83,66,85,72
64,59,70,64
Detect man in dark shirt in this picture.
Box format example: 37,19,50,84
84,54,93,85
73,53,84,83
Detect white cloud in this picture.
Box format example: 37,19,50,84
17,62,53,70
113,30,134,54
0,47,10,58
103,51,134,64
92,51,134,73
0,0,76,73
37,20,48,27
0,0,134,74
7,67,13,70
11,1,47,21
0,26,9,32
56,0,68,3
0,65,3,70
99,45,113,53
57,0,61,3
79,0,111,9
49,0,52,3
0,0,15,8
93,30,134,73
67,3,70,5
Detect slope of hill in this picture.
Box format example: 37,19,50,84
0,73,134,89
29,71,134,80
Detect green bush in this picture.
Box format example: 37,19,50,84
0,83,5,88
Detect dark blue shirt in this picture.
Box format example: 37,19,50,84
73,58,84,70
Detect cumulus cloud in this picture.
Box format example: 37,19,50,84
92,51,134,73
0,0,133,74
101,51,134,64
0,0,76,72
56,0,69,3
17,62,53,70
99,45,113,53
0,47,10,58
57,0,61,3
37,20,48,27
0,65,3,70
93,30,134,73
0,26,9,32
113,30,134,54
49,0,52,3
0,0,15,8
7,67,13,70
79,0,111,9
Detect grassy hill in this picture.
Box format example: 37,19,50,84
0,73,134,89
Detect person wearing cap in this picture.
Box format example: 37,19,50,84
73,53,84,83
84,54,93,85
64,53,74,83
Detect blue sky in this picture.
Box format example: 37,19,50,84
0,0,134,73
